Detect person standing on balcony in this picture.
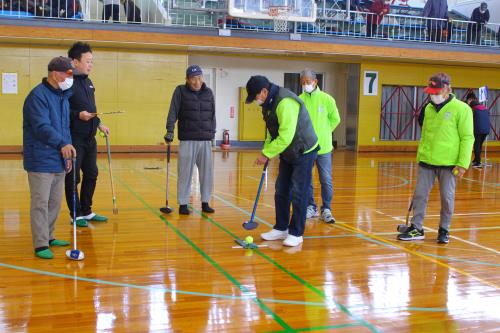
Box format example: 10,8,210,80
423,0,448,42
299,69,340,224
467,2,489,45
101,0,121,22
366,0,390,38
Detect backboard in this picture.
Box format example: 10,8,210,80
228,0,317,22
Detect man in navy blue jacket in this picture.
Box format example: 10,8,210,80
466,92,491,168
23,56,76,259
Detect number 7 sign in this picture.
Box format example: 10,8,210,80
364,71,378,96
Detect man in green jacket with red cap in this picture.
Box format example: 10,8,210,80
398,73,473,244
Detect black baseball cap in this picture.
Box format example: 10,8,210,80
245,75,270,104
47,56,74,73
424,73,450,94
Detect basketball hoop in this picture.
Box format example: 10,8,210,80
268,6,290,32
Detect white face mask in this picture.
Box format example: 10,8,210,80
58,77,73,91
303,84,315,94
430,94,446,105
255,99,264,106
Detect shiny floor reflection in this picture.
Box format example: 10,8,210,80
0,151,499,332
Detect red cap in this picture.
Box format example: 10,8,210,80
424,73,450,94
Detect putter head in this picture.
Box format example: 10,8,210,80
66,249,85,261
113,208,118,215
160,206,173,214
242,220,258,230
397,224,409,233
235,239,258,249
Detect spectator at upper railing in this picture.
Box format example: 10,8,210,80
57,0,82,19
366,0,390,37
100,0,121,22
466,2,489,45
423,0,448,42
121,0,141,23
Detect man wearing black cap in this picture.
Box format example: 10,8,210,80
23,56,77,259
466,91,490,168
164,65,216,215
398,73,473,244
467,2,489,45
64,42,109,227
245,75,319,247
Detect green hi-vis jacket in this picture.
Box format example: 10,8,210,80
417,95,474,169
262,88,318,161
299,87,341,155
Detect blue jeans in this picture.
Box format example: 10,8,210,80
308,152,333,212
274,150,317,237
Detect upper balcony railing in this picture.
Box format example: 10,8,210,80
1,0,499,48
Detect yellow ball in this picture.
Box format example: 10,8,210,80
453,169,459,176
99,131,105,138
245,236,253,244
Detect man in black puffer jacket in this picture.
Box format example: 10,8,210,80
466,91,491,168
165,65,216,215
65,42,110,227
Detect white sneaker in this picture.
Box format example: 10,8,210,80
283,234,303,247
321,209,335,224
261,229,289,241
306,205,319,219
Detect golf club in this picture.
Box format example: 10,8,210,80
66,157,85,261
160,143,173,214
242,160,269,230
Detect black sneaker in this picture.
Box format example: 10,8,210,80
437,227,449,244
472,162,483,169
179,205,190,215
397,224,425,241
202,202,215,213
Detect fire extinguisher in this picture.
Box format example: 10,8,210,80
221,129,230,150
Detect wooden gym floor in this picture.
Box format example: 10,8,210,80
0,151,499,332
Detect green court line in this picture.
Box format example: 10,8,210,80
117,176,294,332
133,166,381,333
0,261,453,315
264,322,361,333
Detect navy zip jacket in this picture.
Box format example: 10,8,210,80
69,73,100,139
23,78,73,173
471,101,490,135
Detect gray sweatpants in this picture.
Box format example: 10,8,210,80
177,140,213,205
411,166,456,231
27,172,66,249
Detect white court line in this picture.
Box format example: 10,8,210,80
375,208,500,255
423,226,500,255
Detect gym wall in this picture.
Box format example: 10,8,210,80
0,44,186,152
358,61,500,152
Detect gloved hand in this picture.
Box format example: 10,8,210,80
164,132,174,143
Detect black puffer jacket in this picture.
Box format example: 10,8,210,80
166,83,216,141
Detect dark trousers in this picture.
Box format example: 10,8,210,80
366,24,378,37
274,149,317,237
473,133,488,164
65,138,98,218
466,23,482,45
102,4,120,22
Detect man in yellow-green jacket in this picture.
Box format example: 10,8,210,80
398,73,473,244
245,75,319,247
299,69,341,224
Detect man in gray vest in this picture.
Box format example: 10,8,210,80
245,75,319,247
165,65,216,215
